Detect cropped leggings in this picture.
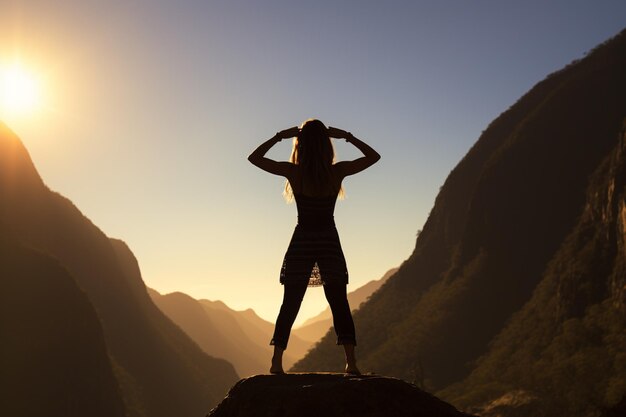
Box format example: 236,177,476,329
271,282,356,350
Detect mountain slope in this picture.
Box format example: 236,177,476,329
149,289,266,376
292,28,626,415
0,122,239,417
149,289,311,375
0,235,126,417
440,122,626,416
199,301,312,367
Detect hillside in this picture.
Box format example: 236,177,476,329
0,234,125,417
147,268,399,377
440,122,626,416
198,298,312,368
292,28,626,416
0,122,239,417
149,288,310,375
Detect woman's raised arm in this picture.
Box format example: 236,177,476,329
329,127,380,177
248,127,299,176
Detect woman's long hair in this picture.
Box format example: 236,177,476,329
284,119,344,201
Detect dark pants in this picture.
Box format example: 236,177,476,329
271,282,356,350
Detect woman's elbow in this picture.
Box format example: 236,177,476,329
248,154,266,169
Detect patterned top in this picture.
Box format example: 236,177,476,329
280,194,348,286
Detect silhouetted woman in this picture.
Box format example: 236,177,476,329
248,119,380,375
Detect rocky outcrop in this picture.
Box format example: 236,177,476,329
207,373,474,417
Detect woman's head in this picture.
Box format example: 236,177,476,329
290,119,334,167
284,119,342,201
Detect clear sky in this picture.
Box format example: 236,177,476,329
1,1,625,325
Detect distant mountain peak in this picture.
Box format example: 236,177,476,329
0,122,44,192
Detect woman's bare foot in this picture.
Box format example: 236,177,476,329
270,346,285,374
270,366,284,374
269,359,284,374
343,344,360,375
345,363,361,375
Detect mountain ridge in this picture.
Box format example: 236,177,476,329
0,121,239,417
440,121,626,415
149,287,310,376
147,268,399,376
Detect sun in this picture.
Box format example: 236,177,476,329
0,64,41,116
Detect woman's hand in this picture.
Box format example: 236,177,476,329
331,128,380,178
276,126,300,140
248,128,298,176
328,126,352,141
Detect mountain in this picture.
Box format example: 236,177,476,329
293,268,398,343
0,234,125,417
292,29,626,416
149,289,310,376
147,270,399,377
0,122,239,417
149,289,266,376
440,120,626,416
198,298,311,368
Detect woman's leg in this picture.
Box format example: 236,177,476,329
270,345,285,375
270,281,308,373
342,344,359,375
323,284,360,374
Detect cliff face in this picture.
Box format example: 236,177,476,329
0,122,239,417
292,29,626,416
441,122,626,416
207,373,475,417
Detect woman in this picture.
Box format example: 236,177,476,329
248,119,380,374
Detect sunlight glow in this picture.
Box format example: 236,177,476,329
0,64,41,116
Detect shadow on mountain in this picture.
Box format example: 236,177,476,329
0,234,125,417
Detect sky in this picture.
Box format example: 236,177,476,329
1,1,625,325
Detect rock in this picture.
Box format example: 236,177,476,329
207,373,474,417
603,395,626,417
